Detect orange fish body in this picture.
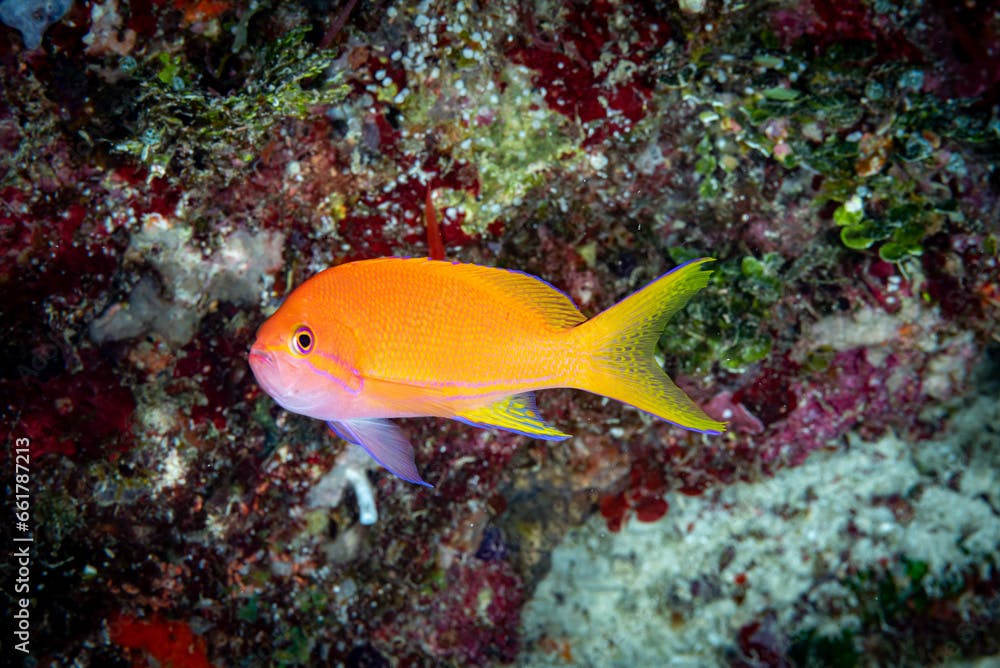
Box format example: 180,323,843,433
249,257,725,485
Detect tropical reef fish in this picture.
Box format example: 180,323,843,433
249,257,725,486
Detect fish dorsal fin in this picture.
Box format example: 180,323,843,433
454,393,571,440
367,258,586,330
328,419,432,487
453,263,586,329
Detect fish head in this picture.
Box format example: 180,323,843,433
249,287,362,421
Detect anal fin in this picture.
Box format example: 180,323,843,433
454,393,571,441
328,419,432,487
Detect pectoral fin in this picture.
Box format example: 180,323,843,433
327,419,432,487
454,393,571,440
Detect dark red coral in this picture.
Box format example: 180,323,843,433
921,233,999,322
2,349,136,460
772,0,878,49
771,0,1000,102
172,305,257,430
599,490,630,533
732,360,800,427
1,188,120,304
925,0,1000,101
771,0,921,62
599,446,673,532
510,0,670,143
735,613,792,668
338,154,480,261
428,560,525,664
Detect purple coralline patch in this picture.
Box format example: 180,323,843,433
606,294,981,530
764,349,921,466
416,559,524,665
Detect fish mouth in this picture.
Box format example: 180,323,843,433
248,345,328,417
248,346,280,394
248,346,274,370
248,344,345,420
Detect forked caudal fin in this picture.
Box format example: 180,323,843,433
572,258,727,434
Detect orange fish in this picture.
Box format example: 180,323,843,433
249,257,725,486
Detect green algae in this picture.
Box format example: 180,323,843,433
660,250,784,375
747,71,982,263
115,26,349,180
674,24,989,265
399,64,579,234
787,553,992,667
789,627,859,668
238,595,260,623
274,625,312,665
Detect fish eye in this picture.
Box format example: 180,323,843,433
291,325,314,356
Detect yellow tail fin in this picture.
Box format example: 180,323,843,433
572,258,726,434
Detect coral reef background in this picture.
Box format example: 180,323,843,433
1,0,998,666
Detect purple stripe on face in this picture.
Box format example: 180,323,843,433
304,358,363,395
313,350,361,376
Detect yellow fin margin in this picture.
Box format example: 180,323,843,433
454,393,571,440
